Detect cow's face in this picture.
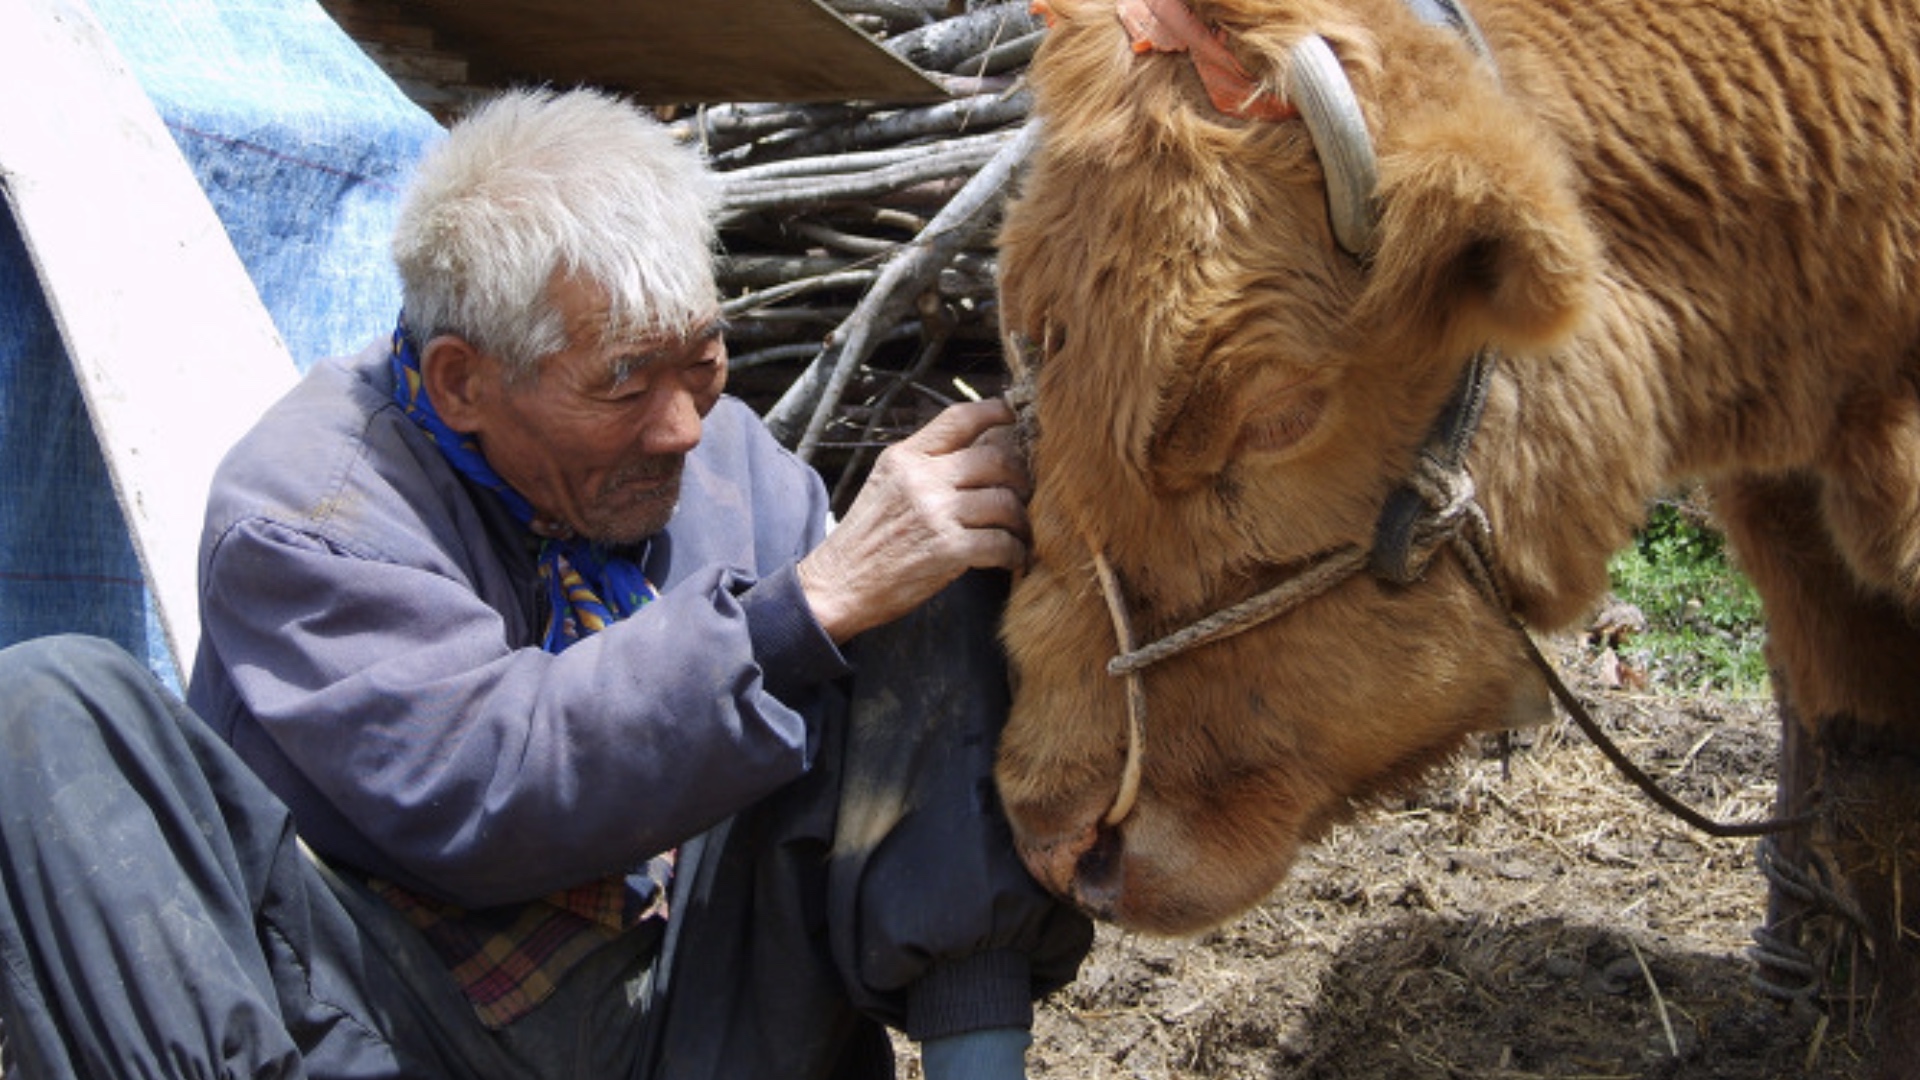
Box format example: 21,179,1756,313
994,0,1601,933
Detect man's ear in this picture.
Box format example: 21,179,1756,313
420,335,490,433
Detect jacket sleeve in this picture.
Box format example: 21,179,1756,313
197,514,849,908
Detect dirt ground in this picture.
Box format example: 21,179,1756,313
902,634,1875,1080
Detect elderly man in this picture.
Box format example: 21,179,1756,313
0,88,1087,1079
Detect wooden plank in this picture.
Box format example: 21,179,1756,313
358,39,470,85
372,0,947,104
322,0,440,48
0,0,299,672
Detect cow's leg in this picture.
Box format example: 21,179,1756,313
1717,473,1920,727
1815,717,1920,1074
1717,473,1920,1077
1751,685,1839,1028
1818,377,1920,607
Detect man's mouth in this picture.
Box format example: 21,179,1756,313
610,458,684,497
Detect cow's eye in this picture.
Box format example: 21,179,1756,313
1237,386,1329,455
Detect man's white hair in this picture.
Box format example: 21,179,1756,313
392,87,722,378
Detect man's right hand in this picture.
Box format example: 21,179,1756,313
796,398,1030,643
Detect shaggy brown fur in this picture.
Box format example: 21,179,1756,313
993,0,1920,1039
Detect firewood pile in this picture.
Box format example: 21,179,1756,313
669,0,1044,506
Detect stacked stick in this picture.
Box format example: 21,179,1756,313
670,0,1043,505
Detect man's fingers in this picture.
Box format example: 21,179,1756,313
942,440,1031,498
972,421,1024,455
902,399,1017,455
809,398,1031,639
952,527,1030,574
980,530,1030,572
951,486,1030,538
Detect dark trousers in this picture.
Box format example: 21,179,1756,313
0,572,1090,1079
0,633,448,1079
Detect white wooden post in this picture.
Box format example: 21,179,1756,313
0,0,299,672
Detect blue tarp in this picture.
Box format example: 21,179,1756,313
0,0,444,689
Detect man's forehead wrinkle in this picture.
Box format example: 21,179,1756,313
601,320,699,386
621,312,724,355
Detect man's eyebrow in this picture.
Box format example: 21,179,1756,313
607,317,730,384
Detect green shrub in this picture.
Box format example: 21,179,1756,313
1604,501,1770,697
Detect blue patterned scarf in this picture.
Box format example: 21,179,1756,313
388,316,660,651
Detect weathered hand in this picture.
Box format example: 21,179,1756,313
797,398,1030,642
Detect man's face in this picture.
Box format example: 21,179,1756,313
464,274,728,545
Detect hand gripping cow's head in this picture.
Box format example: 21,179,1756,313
993,0,1606,934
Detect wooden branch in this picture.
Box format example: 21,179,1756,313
820,0,945,33
764,120,1042,456
929,72,1024,97
719,252,856,287
681,102,863,155
722,130,1009,183
882,1,1045,73
682,5,1051,473
786,220,900,255
723,268,879,317
957,28,1044,76
720,131,1015,217
730,342,826,371
829,304,957,506
764,90,1032,159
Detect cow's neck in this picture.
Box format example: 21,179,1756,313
1469,276,1702,634
1463,0,1920,633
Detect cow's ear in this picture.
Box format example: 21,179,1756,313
1357,99,1600,358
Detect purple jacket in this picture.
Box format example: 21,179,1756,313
187,341,851,908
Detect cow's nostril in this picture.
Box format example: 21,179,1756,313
1016,824,1094,900
1069,824,1125,919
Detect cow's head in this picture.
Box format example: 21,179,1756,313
995,0,1604,934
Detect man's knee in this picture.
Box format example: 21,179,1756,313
0,633,147,686
0,634,168,759
1,632,151,705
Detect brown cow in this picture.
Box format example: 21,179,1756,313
992,0,1920,1058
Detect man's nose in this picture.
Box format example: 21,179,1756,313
641,386,703,453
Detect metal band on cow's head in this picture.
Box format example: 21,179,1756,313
1112,0,1496,259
